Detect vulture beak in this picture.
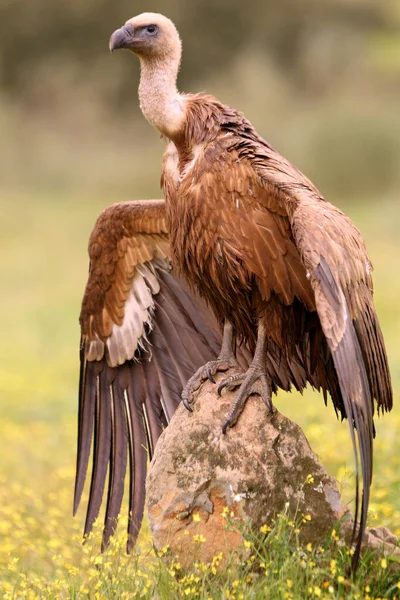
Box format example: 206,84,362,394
109,24,134,53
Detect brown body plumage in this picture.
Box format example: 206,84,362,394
74,13,392,571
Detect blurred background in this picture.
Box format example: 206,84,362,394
1,0,400,592
1,0,400,198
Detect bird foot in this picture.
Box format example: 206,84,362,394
182,356,242,411
220,365,273,433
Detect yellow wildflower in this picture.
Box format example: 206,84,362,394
330,559,337,575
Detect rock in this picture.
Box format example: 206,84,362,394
146,376,350,568
360,527,400,560
147,377,400,568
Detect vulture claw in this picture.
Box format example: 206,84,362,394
222,365,273,434
182,397,193,412
181,358,240,409
218,372,245,396
206,365,216,384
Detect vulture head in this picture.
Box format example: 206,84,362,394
109,13,182,63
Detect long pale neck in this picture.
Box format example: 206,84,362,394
138,56,185,139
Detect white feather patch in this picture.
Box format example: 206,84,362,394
85,261,167,367
85,336,104,362
106,263,160,367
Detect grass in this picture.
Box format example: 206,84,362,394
0,189,399,599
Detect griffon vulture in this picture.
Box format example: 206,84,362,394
74,13,392,570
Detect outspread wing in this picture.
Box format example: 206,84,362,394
74,199,222,551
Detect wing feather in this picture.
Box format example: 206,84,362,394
102,370,128,549
288,201,390,570
125,367,148,551
157,268,222,356
73,352,99,514
153,302,201,382
83,365,112,539
156,290,215,366
74,199,224,551
314,257,374,567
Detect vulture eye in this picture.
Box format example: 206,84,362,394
146,24,158,35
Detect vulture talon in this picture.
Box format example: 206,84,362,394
181,356,239,408
206,365,216,384
221,365,272,433
181,320,240,408
182,397,193,413
217,372,245,396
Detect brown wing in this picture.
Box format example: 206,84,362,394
289,200,391,568
74,199,222,551
213,153,316,314
228,125,392,569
